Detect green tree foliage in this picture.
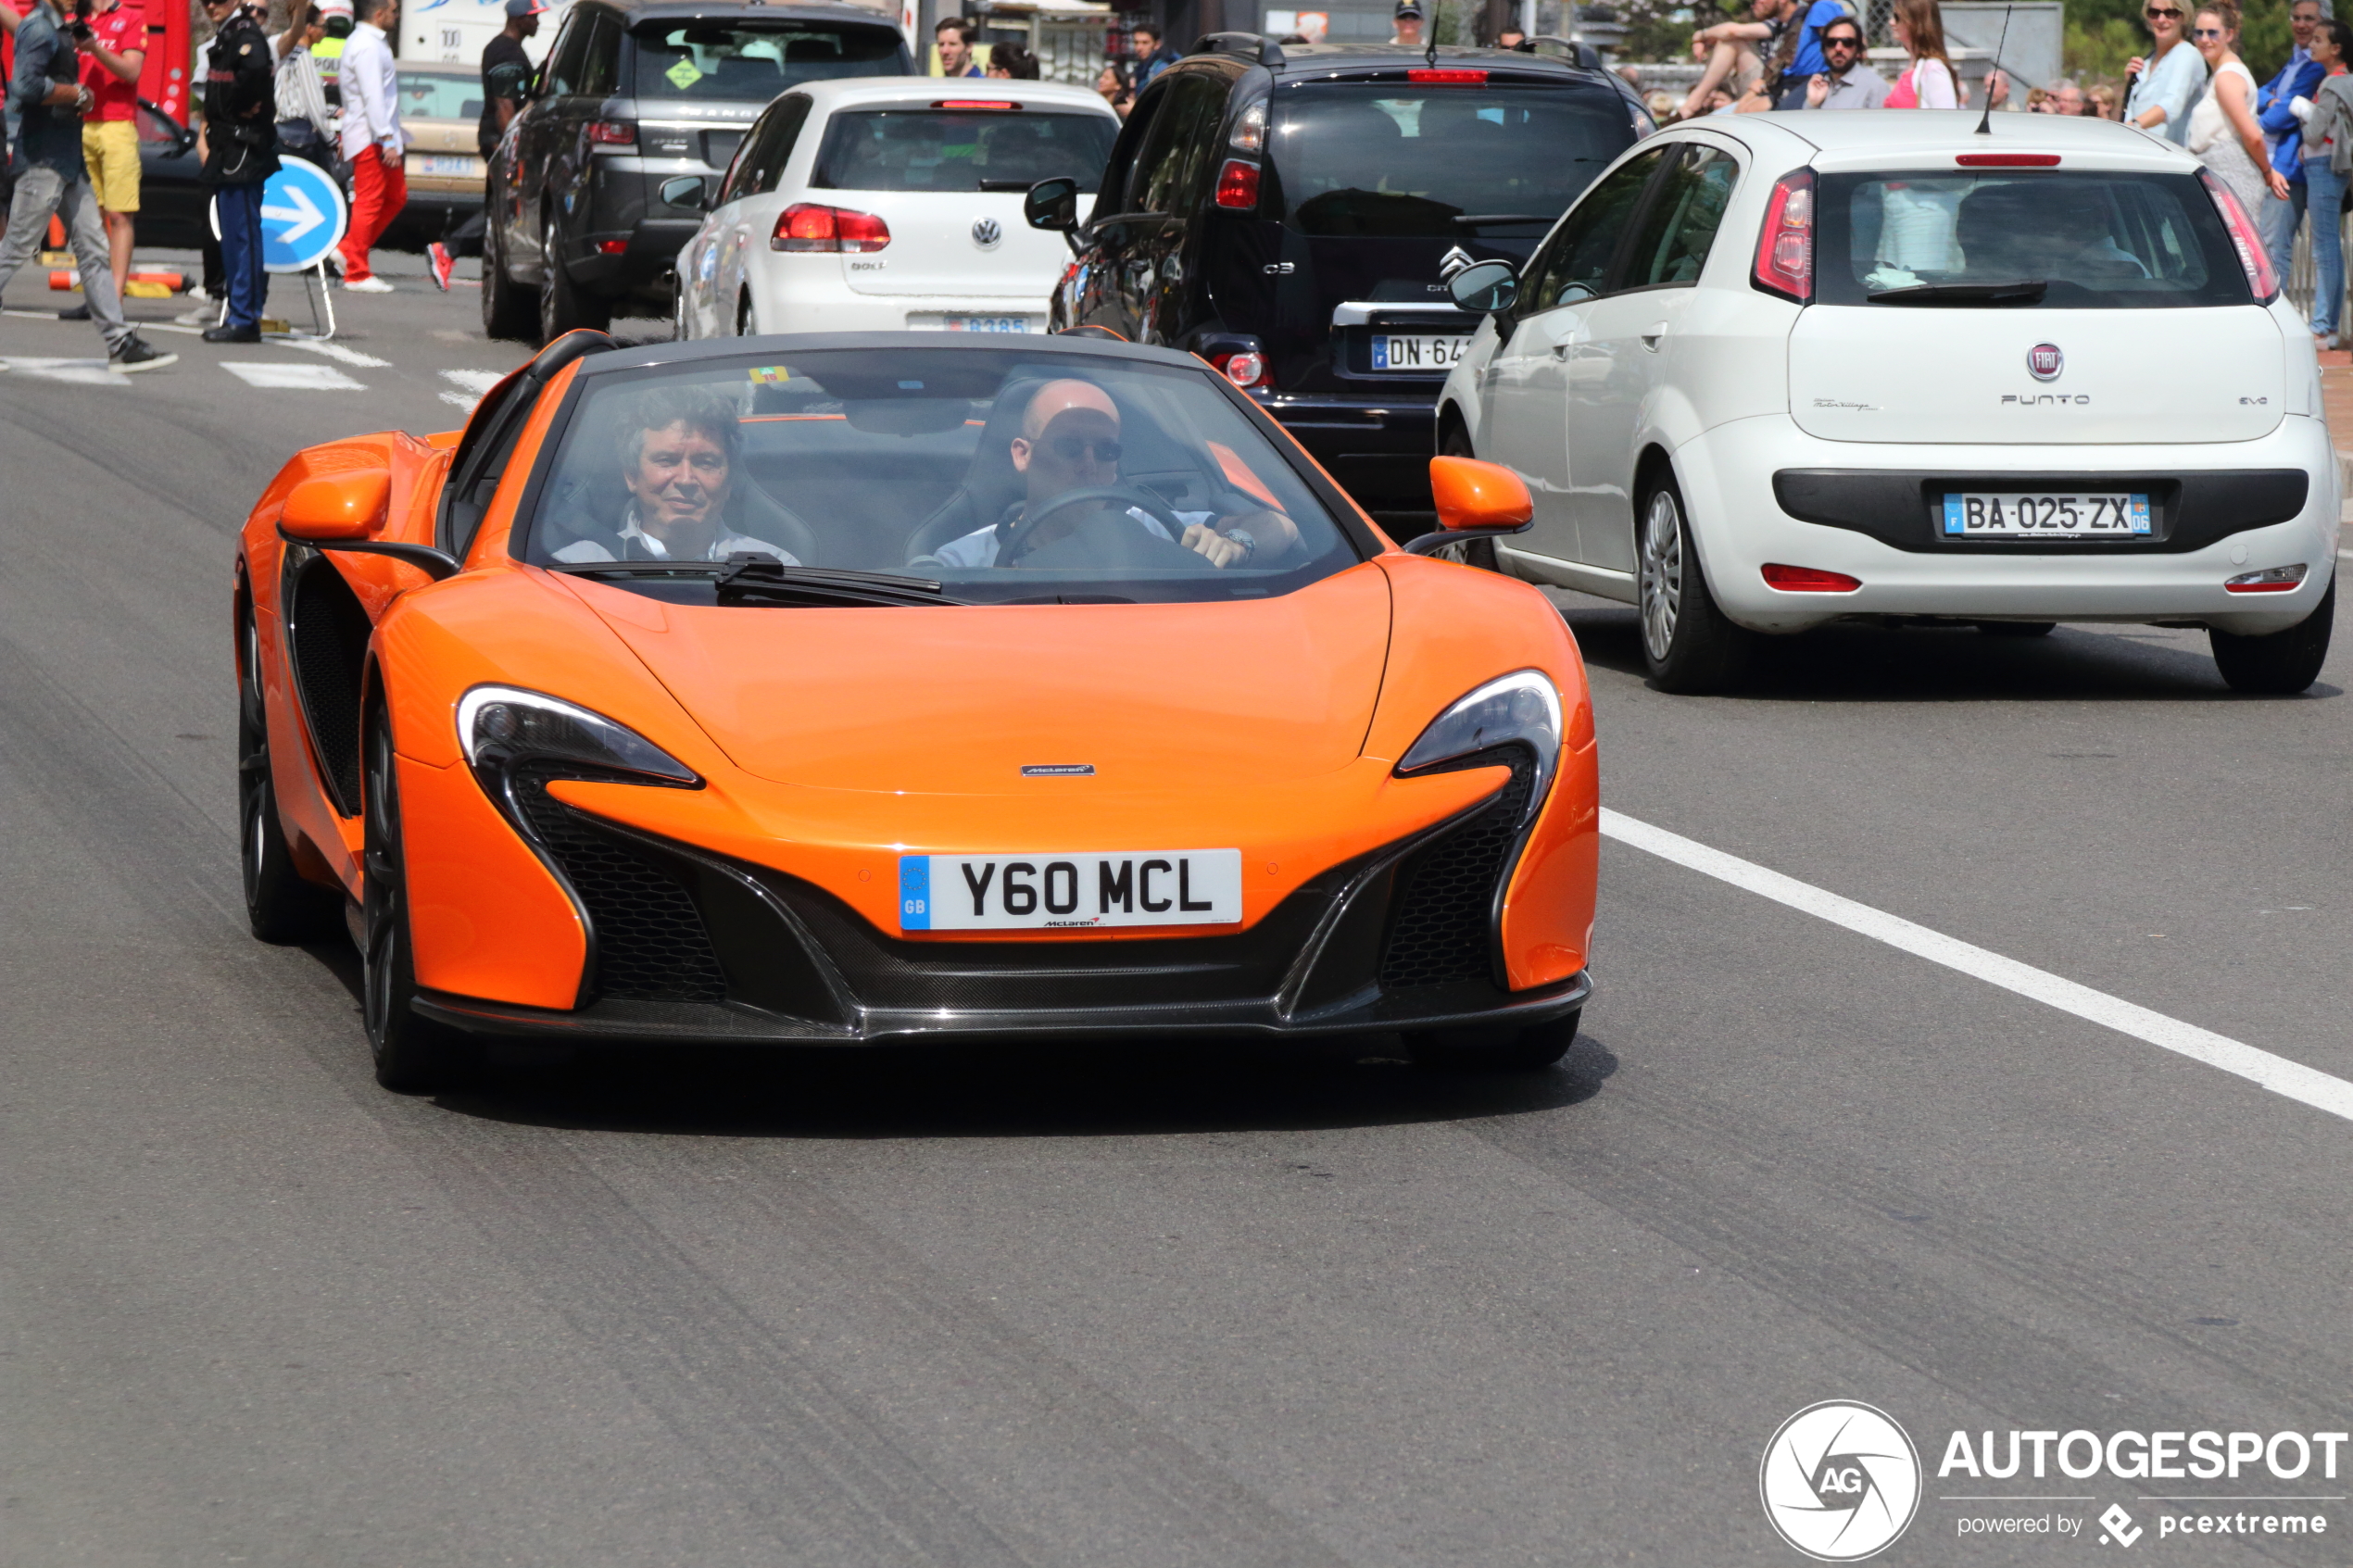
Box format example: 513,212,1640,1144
2067,0,2295,82
1617,0,1745,69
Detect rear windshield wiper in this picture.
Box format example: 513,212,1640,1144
1867,279,2048,306
555,556,971,608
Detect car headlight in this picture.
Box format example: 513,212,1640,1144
1394,671,1561,825
457,685,699,787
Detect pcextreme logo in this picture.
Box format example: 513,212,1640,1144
1761,1401,1923,1562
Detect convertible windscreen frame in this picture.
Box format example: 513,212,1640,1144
500,337,1395,594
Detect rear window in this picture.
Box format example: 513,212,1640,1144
629,22,907,102
396,72,481,121
1817,170,2251,308
812,109,1118,194
1268,82,1635,237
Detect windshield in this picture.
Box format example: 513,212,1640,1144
1817,170,2250,308
812,110,1118,193
396,71,481,121
1269,82,1635,237
522,350,1365,606
629,23,907,102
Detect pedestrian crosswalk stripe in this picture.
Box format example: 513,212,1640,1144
439,368,506,409
222,361,366,391
0,356,127,386
274,337,390,368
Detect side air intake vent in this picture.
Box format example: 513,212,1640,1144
286,556,371,816
1378,762,1532,989
513,773,729,1002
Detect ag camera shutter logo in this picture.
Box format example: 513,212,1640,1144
1761,1401,1922,1561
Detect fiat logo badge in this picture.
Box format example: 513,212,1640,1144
971,218,1002,250
2027,343,2064,381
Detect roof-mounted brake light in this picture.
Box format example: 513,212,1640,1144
1955,152,2060,167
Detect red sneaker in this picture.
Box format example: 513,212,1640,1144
427,242,454,292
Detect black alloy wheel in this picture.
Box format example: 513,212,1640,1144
1405,1011,1579,1071
1636,470,1750,695
238,605,338,943
361,712,472,1091
1430,425,1498,571
2211,575,2335,694
538,211,610,347
481,196,537,341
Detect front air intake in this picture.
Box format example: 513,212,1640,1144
512,772,729,1003
1378,762,1532,989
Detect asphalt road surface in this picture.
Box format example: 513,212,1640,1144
5,272,2350,1567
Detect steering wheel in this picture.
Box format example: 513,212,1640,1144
1000,484,1190,567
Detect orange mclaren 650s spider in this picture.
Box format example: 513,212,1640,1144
235,330,1598,1089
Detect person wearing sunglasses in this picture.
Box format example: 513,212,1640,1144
2125,0,2208,144
2186,4,2291,229
1802,17,1889,108
928,381,1302,571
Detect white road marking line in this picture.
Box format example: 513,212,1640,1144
220,361,366,391
0,356,126,386
1599,808,2353,1125
272,336,390,368
438,368,506,411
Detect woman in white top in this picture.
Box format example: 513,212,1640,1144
1885,0,1960,107
2186,3,2290,216
2125,0,2208,144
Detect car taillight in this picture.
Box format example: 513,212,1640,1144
1752,168,1814,305
1761,563,1860,592
1215,350,1266,387
1407,68,1487,83
2200,168,2280,304
1214,158,1261,211
596,238,627,255
587,119,635,146
773,203,892,254
935,99,1019,110
1955,152,2059,167
2225,563,2306,593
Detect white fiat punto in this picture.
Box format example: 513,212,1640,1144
672,78,1120,342
1434,111,2338,694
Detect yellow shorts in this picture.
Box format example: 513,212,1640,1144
83,119,141,213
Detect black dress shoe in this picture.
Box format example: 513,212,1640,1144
58,302,91,320
202,323,262,344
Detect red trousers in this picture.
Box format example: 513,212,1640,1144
340,146,407,282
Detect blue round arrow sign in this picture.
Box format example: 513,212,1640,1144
210,160,350,274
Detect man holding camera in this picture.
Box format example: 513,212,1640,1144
52,0,145,323
0,0,173,369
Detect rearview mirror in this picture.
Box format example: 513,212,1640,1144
1447,259,1519,316
1429,456,1532,533
660,174,711,211
1024,176,1080,232
280,469,390,541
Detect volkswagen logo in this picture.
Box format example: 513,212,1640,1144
971,218,1002,251
2027,343,2064,382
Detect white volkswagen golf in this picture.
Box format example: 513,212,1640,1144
1434,111,2338,694
672,78,1120,341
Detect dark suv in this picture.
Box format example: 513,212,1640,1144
484,0,912,345
1030,37,1646,524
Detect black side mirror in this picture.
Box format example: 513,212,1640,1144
660,174,711,211
1448,259,1519,315
1024,176,1081,232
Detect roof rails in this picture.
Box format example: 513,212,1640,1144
1192,31,1285,67
1523,35,1605,69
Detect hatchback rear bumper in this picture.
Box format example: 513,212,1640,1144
1262,393,1441,521
1680,414,2341,635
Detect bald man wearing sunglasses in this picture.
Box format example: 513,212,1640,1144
926,380,1302,571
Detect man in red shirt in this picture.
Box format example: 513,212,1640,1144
68,0,147,315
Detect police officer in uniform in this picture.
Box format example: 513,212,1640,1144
198,0,279,342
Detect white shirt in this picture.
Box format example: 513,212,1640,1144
337,19,406,160
272,32,334,138
930,505,1213,569
551,509,802,565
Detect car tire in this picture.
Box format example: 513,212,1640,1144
238,606,338,944
1430,424,1498,571
1406,1011,1579,1072
538,213,610,346
361,712,473,1092
1976,621,2057,637
2211,575,2334,695
1637,472,1748,694
481,204,537,342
